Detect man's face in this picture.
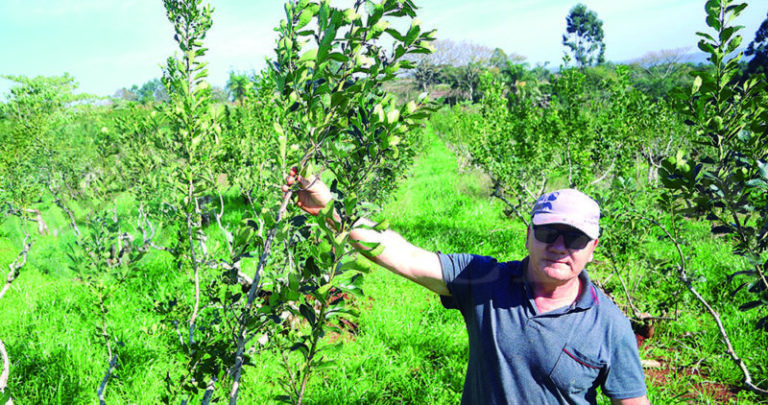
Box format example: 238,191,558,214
525,224,598,285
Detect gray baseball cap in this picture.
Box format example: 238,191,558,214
531,189,600,239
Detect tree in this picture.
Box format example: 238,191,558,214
745,10,768,79
661,0,768,395
562,3,606,68
488,47,526,70
413,60,439,92
225,71,253,104
629,47,695,99
130,78,169,104
408,39,492,67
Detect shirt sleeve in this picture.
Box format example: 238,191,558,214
437,253,504,313
601,316,648,399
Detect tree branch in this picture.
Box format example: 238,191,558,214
229,189,294,405
0,338,12,405
0,233,33,301
96,354,118,405
650,218,768,396
491,186,529,227
49,184,80,236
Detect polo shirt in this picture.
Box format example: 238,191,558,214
439,253,647,404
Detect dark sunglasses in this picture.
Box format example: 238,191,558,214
532,225,592,250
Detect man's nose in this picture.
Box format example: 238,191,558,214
548,235,568,252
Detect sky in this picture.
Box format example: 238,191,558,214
1,0,766,98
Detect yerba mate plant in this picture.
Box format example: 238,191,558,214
661,0,768,395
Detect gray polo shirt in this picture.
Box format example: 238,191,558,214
439,253,647,404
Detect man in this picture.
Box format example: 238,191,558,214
283,169,649,404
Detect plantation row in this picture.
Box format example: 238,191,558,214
1,0,767,404
1,0,436,403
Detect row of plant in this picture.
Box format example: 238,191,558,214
432,0,768,398
0,0,436,403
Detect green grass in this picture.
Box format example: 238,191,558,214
2,130,768,403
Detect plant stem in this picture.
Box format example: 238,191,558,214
96,354,118,405
229,189,294,405
651,219,768,396
0,339,11,404
1,232,32,301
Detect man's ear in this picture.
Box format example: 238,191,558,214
588,238,599,262
525,225,531,250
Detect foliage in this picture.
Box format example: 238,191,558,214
225,71,254,104
562,3,606,68
0,74,93,218
266,1,435,400
413,60,440,92
745,10,768,79
629,48,697,100
133,78,170,104
662,0,768,329
660,0,768,395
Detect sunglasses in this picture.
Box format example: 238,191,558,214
532,225,592,250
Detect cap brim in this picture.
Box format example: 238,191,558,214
532,214,599,240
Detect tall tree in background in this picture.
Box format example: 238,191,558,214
562,3,606,67
745,10,768,78
413,60,440,92
407,39,492,67
225,71,253,104
131,78,169,104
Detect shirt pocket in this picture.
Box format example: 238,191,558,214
549,345,605,395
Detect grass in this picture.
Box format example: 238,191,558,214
2,129,768,403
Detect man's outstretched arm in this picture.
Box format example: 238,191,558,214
283,169,449,296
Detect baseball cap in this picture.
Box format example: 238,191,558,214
530,189,600,239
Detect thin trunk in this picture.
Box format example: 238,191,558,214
229,190,294,405
0,339,12,405
1,234,32,301
96,354,118,405
49,185,80,236
652,219,768,396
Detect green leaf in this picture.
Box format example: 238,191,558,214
704,0,719,17
289,342,310,359
698,40,716,55
326,52,349,63
725,35,742,54
299,49,318,63
331,92,348,108
725,3,748,20
696,31,716,42
739,300,764,311
692,76,703,94
705,15,721,31
758,161,768,180
711,225,733,234
719,26,736,43
385,28,405,41
405,20,421,45
299,303,317,327
368,242,385,257
339,254,373,273
374,219,389,231
296,8,313,30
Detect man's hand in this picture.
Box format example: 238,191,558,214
282,168,447,295
282,167,332,216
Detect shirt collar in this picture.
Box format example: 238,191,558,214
572,270,599,310
517,257,599,310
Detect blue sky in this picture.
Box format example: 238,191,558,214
1,0,766,97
